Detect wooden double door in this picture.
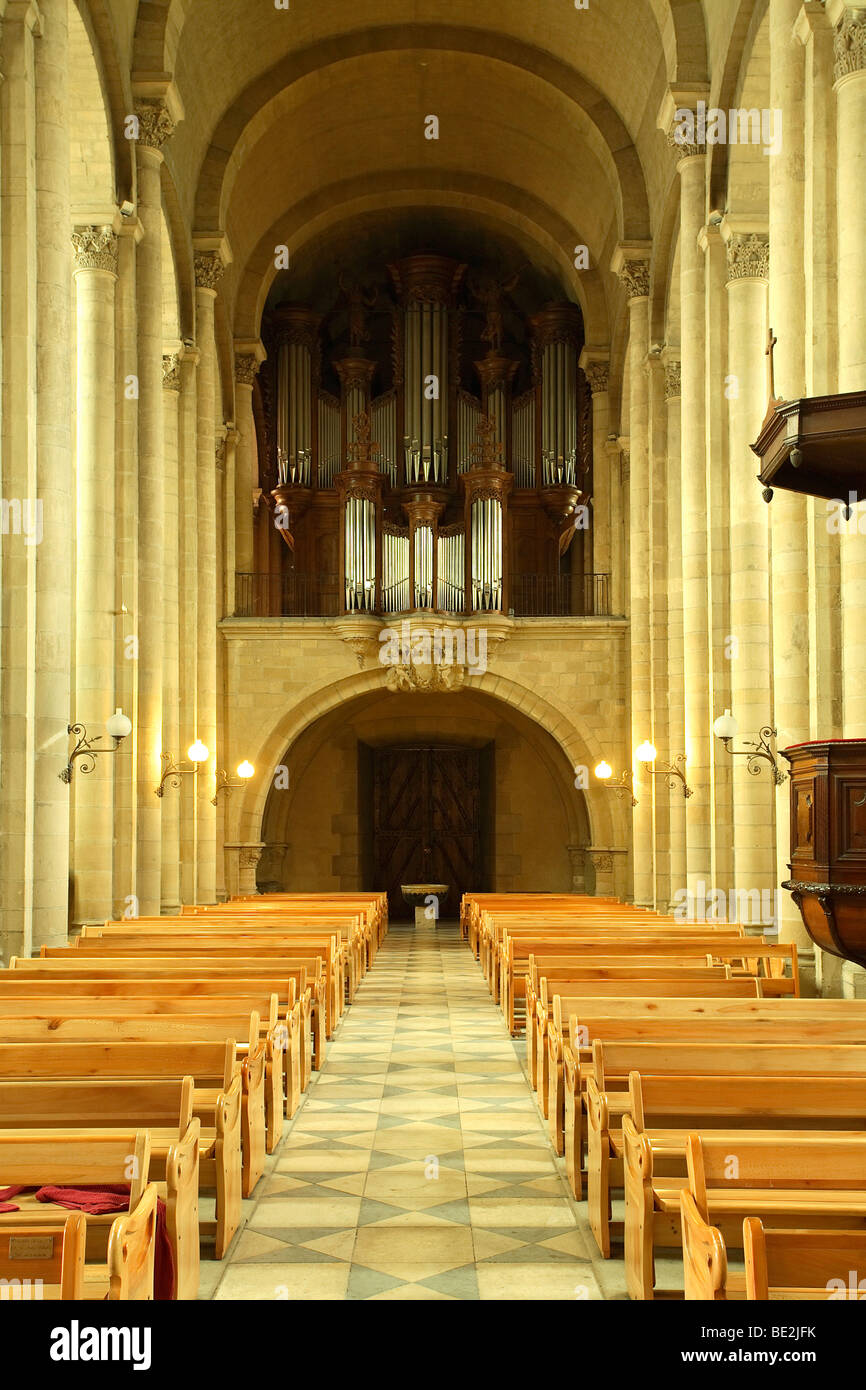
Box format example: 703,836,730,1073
370,744,488,920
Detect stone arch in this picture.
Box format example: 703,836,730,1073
709,0,768,211
190,26,650,240
226,665,626,855
131,0,191,78
73,0,134,200
69,0,118,214
231,176,609,348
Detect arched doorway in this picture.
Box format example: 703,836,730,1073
258,685,591,917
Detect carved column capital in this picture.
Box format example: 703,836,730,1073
162,352,181,391
663,360,682,400
665,121,707,163
235,353,262,387
194,250,227,292
725,232,770,282
618,260,651,300
71,225,118,274
134,99,176,151
834,7,866,81
583,361,610,395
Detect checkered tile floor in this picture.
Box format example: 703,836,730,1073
204,918,630,1300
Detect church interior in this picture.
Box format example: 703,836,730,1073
0,0,865,1315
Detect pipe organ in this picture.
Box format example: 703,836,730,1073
258,253,593,616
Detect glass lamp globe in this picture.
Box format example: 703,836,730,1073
236,761,255,779
106,708,132,740
594,761,613,781
713,709,738,740
636,740,657,763
187,739,209,764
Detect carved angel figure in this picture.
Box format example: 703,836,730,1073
338,273,378,348
469,270,520,354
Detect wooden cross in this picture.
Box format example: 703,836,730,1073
766,326,778,400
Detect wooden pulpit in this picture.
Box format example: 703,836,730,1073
781,740,866,968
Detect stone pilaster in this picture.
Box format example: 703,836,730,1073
234,346,264,601
672,131,712,890
133,96,175,915
161,352,182,914
194,246,227,904
579,350,611,604
723,227,776,911
613,244,653,907
662,353,686,909
111,216,143,918
648,348,671,911
0,0,40,959
177,343,200,905
769,0,811,950
33,0,73,948
71,224,118,926
833,6,866,736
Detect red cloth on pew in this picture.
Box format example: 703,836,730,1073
0,1184,176,1298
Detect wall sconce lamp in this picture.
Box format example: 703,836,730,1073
155,739,209,797
636,741,694,798
60,708,132,783
212,760,256,806
594,760,637,807
712,710,787,784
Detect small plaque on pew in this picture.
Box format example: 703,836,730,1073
8,1236,54,1260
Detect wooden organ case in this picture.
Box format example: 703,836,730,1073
247,252,602,619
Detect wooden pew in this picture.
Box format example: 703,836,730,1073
0,1038,264,1199
529,960,725,1092
0,1131,159,1300
6,959,322,1074
0,1010,285,1155
0,1076,239,1264
622,1099,866,1300
743,1218,866,1301
502,935,796,1029
0,977,309,1101
547,979,765,1164
672,1134,866,1302
561,998,866,1199
589,1053,866,1258
0,1212,85,1301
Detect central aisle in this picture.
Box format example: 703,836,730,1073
211,920,621,1300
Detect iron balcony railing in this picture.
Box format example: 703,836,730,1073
509,572,611,617
234,571,611,619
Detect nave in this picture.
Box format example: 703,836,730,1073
207,918,613,1302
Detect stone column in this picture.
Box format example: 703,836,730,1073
769,0,811,949
161,353,182,913
233,347,263,607
177,344,200,904
71,225,118,927
224,843,265,899
133,98,175,916
724,230,776,917
112,217,142,918
194,248,227,905
663,355,687,909
33,0,73,948
833,8,866,735
648,349,671,911
0,0,40,960
701,222,733,891
579,352,612,609
566,844,587,893
832,3,866,994
670,132,713,891
613,248,653,907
